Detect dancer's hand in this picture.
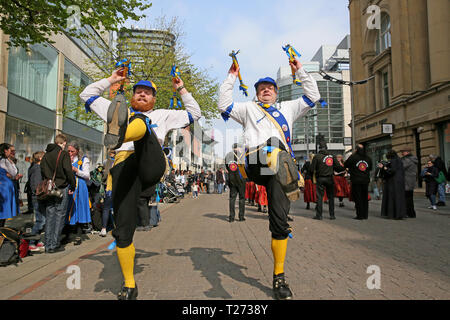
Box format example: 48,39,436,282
107,67,127,84
229,62,239,77
172,77,187,95
289,58,302,72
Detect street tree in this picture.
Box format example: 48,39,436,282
0,0,152,48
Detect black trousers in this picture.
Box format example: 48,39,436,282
229,183,245,220
352,183,369,219
315,176,335,218
246,139,291,240
405,190,416,218
110,114,166,248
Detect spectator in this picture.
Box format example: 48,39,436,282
429,155,447,206
199,169,206,193
65,141,91,245
0,143,23,214
421,160,439,210
28,151,46,252
301,154,316,210
0,143,17,227
192,183,199,199
401,148,418,218
334,154,350,208
379,150,407,220
207,170,214,194
40,134,76,253
344,144,373,220
372,163,383,200
216,167,225,194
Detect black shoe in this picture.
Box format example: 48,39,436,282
257,207,262,212
330,216,336,220
313,216,322,220
436,202,445,207
339,202,344,207
46,246,65,254
306,204,310,210
117,284,138,300
273,273,293,300
353,217,363,220
287,215,294,221
74,238,82,246
263,208,268,213
105,93,128,150
228,218,235,223
238,217,246,221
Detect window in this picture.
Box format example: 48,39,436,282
8,43,59,110
376,13,391,55
382,71,389,108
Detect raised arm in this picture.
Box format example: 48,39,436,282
217,63,248,124
165,77,202,130
283,59,321,120
79,68,126,122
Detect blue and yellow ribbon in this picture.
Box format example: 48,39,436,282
169,64,183,109
282,44,302,86
229,50,248,97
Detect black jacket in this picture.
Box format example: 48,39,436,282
301,161,312,180
40,144,76,191
225,151,245,186
310,150,344,178
28,163,43,195
344,152,373,184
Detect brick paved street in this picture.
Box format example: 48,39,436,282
1,192,449,300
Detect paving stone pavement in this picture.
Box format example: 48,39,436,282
1,192,449,300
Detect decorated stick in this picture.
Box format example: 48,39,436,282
229,50,248,97
115,58,131,93
169,64,183,109
282,44,302,86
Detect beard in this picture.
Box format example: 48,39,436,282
130,95,155,112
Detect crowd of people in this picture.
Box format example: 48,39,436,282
299,144,450,220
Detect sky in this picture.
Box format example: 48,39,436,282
125,0,350,157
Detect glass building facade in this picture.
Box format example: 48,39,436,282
278,76,345,149
8,44,59,110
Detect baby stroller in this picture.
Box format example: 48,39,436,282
160,181,181,203
175,182,185,197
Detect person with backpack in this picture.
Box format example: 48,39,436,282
429,155,447,206
40,134,76,253
28,151,46,252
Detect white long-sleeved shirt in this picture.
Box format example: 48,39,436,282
218,67,320,150
0,158,18,177
72,156,90,181
79,79,202,151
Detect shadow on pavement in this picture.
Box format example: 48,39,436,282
167,247,272,299
80,249,159,296
203,213,228,222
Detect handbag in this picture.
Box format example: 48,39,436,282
36,150,63,201
435,171,446,184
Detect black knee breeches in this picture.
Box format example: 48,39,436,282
110,113,166,248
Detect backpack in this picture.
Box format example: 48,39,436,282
0,227,23,266
435,171,446,184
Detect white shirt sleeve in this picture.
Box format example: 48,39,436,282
285,67,321,121
79,78,113,122
0,158,18,177
77,157,91,181
164,92,202,131
218,73,248,125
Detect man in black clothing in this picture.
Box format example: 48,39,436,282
40,134,76,253
225,144,246,222
344,144,373,220
310,141,343,220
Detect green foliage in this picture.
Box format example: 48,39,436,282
64,16,218,123
0,0,152,48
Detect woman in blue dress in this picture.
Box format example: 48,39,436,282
66,141,91,245
0,167,17,227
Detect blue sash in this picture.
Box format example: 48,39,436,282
257,103,295,159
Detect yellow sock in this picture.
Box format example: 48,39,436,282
271,238,288,276
124,118,146,142
116,243,136,288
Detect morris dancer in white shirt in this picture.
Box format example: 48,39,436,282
80,67,201,299
218,57,320,300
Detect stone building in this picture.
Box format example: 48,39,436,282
348,0,450,185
